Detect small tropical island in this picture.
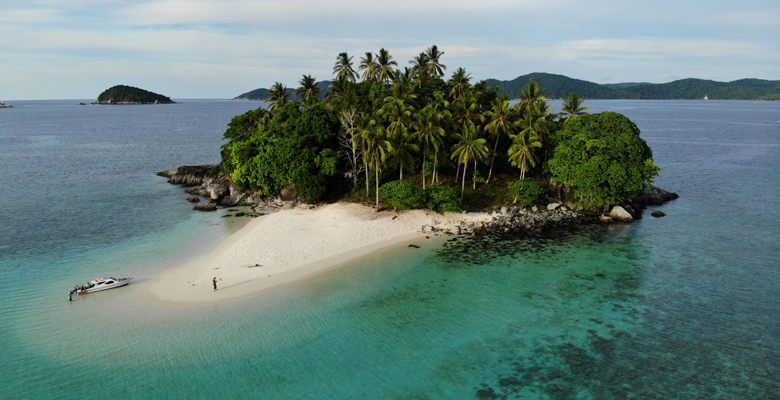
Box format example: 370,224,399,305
93,85,176,105
151,46,679,304
0,102,14,108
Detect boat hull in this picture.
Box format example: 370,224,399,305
77,278,133,295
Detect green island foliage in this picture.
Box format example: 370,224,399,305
379,180,425,210
546,112,660,207
508,178,545,205
425,183,462,212
96,85,174,104
219,46,664,211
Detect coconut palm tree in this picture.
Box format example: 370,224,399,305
452,92,484,127
516,100,554,146
358,52,379,82
426,45,446,78
448,67,472,100
515,82,544,114
409,53,430,83
388,126,419,180
266,82,291,114
353,112,375,197
451,123,490,199
562,92,588,122
483,97,516,183
326,75,350,101
376,48,398,83
423,93,452,183
363,124,392,211
507,129,542,179
411,109,446,189
333,52,357,82
379,96,415,132
296,75,322,107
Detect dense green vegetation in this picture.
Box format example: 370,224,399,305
546,112,660,207
96,85,174,104
220,46,661,211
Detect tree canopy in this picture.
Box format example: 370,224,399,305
218,47,663,212
546,112,660,207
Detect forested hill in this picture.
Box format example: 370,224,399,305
95,85,175,104
233,74,779,101
234,81,331,101
620,78,780,100
486,73,630,99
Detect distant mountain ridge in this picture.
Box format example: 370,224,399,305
234,73,779,101
234,81,331,101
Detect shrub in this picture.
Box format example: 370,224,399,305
425,183,462,212
508,178,545,205
379,180,425,210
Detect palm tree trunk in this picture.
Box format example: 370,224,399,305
375,161,380,212
486,135,500,184
400,163,403,180
521,164,526,179
365,160,370,197
473,159,477,189
434,151,438,182
461,162,468,200
352,147,358,187
421,146,427,190
456,162,461,184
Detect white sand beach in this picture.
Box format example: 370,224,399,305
144,203,489,306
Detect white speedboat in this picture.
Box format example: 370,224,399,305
68,277,132,300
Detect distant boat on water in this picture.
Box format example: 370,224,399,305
704,95,709,101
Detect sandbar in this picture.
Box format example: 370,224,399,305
143,203,488,306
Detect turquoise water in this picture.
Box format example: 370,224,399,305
1,100,778,399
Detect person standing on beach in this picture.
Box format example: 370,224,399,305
213,277,218,291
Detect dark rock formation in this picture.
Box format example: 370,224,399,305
651,210,666,217
635,185,679,206
159,165,290,208
187,197,200,203
193,201,217,211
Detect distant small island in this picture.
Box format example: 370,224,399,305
0,102,14,108
93,85,176,105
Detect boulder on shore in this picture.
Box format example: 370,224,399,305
635,185,679,206
193,201,217,211
609,206,633,221
599,215,613,223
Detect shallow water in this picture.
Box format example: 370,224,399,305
1,100,778,399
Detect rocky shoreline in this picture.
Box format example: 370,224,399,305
158,165,678,236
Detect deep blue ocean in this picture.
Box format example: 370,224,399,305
1,99,778,399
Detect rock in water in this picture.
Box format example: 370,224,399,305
610,206,633,221
634,185,679,206
193,201,217,211
599,215,613,223
187,197,200,203
651,210,666,217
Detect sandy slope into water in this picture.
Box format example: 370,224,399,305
143,203,488,306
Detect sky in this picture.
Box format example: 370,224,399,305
1,0,779,100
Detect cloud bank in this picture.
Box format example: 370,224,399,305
1,0,778,99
